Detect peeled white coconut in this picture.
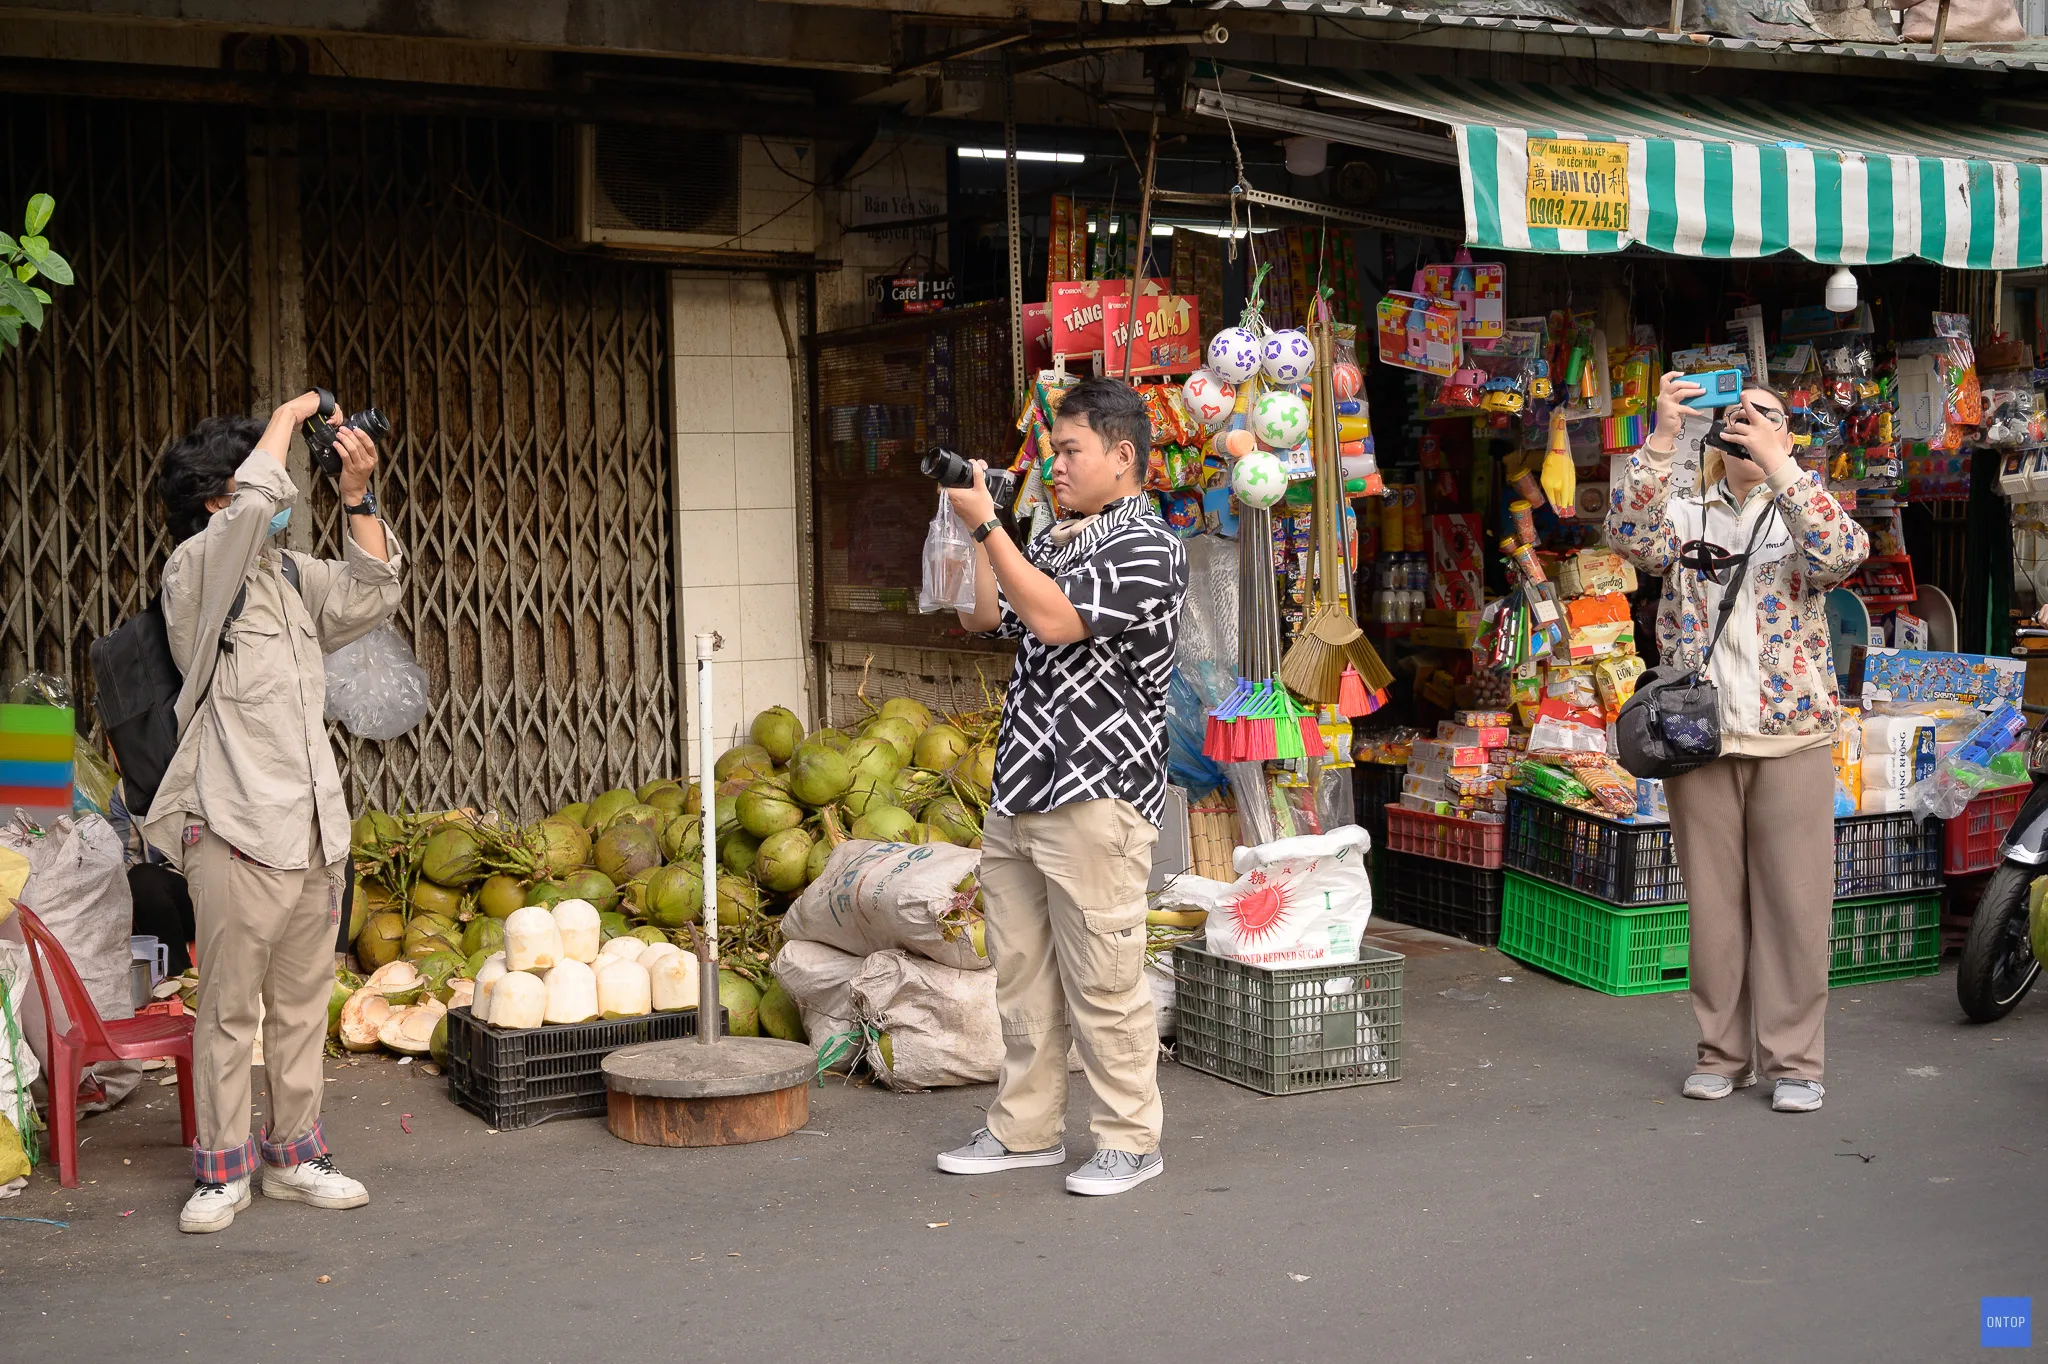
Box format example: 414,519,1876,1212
638,941,682,968
553,898,602,964
364,959,426,1005
542,959,598,1024
378,997,447,1055
339,988,395,1052
445,978,475,1011
472,973,500,1024
649,951,702,1012
474,953,507,998
595,958,652,1019
505,905,562,973
491,970,547,1030
596,935,645,966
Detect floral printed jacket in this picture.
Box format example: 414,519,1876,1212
1605,447,1869,756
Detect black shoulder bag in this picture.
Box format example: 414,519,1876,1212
1615,504,1774,781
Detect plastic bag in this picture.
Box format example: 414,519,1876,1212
917,492,978,615
1906,701,2030,821
323,622,430,740
1205,825,1373,967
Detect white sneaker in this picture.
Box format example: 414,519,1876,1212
1771,1079,1826,1113
178,1177,251,1234
260,1154,370,1209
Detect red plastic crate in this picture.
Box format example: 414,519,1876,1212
1383,804,1505,868
1943,787,2029,876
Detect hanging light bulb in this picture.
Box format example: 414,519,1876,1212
1283,136,1329,177
1825,266,1858,313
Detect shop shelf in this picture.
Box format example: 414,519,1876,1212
1173,943,1403,1096
1353,761,1404,854
444,1005,712,1130
1383,804,1505,868
1828,892,1942,987
1498,871,1691,996
1941,787,2030,877
1833,811,1943,898
1505,792,1682,906
1379,849,1503,945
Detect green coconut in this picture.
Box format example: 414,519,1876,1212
749,706,806,764
460,916,506,959
714,743,776,783
420,826,483,888
351,809,403,853
851,804,918,843
718,970,763,1037
758,980,805,1043
788,743,853,808
593,823,661,885
643,864,705,929
405,879,464,921
561,868,619,912
428,1013,451,1068
553,801,590,827
592,911,624,942
637,778,679,803
714,794,740,834
719,828,760,878
462,948,497,980
659,812,702,864
736,786,804,839
646,784,689,817
348,877,388,946
404,911,456,948
863,716,919,766
807,726,852,753
906,822,936,845
912,724,972,774
327,977,357,1038
605,802,666,834
923,796,982,849
878,696,934,734
531,819,591,878
805,837,836,885
717,873,763,923
951,745,997,801
415,951,465,1002
847,736,904,785
405,928,462,962
839,772,897,819
754,828,815,895
476,874,528,921
589,788,638,827
630,925,669,947
525,879,569,910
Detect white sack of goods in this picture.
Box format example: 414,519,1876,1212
504,906,563,973
1207,825,1374,967
772,939,867,1067
648,950,701,1012
553,898,602,964
378,997,446,1055
780,841,987,971
849,949,1001,1092
491,970,547,1030
595,958,652,1019
543,959,598,1023
1146,963,1177,1041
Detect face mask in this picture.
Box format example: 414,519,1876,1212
268,507,292,538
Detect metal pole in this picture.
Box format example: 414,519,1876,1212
696,631,721,1043
1004,60,1026,411
1121,110,1162,382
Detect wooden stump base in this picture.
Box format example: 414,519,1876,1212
602,1036,816,1148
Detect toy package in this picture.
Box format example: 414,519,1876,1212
1849,648,2027,709
1376,290,1462,377
1418,249,1505,342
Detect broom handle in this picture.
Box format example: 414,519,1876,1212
1309,304,1341,613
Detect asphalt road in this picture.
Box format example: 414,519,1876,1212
4,944,2041,1364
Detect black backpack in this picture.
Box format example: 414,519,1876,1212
90,557,300,818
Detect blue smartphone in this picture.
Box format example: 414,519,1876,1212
1681,368,1744,410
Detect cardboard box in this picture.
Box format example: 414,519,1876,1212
1849,649,2028,710
1556,548,1638,599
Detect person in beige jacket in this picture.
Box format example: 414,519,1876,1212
141,391,404,1232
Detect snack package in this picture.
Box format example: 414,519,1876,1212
1594,655,1647,724
1516,759,1593,806
1565,752,1640,818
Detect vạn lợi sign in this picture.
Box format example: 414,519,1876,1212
1524,138,1630,231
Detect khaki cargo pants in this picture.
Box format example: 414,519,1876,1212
187,817,342,1182
978,798,1161,1155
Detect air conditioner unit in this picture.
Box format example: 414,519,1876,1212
568,123,816,254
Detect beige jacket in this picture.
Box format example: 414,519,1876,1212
141,452,405,871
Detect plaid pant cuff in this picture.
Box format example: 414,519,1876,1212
192,1137,259,1185
259,1122,328,1169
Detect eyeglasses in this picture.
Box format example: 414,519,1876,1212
1677,539,1748,584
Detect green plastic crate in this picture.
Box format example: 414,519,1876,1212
1499,871,1691,996
1172,943,1403,1095
1828,892,1942,986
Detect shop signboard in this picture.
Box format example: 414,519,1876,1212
1101,292,1201,375
1524,138,1630,233
1049,277,1170,358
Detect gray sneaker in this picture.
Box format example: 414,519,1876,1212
1681,1071,1760,1100
1065,1149,1164,1196
936,1127,1066,1175
1771,1079,1825,1113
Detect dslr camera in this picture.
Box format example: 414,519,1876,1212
301,387,393,478
1682,369,1753,461
923,447,1022,519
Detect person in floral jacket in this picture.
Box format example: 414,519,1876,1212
1607,372,1868,1115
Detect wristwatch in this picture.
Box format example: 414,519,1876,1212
971,518,1001,544
344,491,378,518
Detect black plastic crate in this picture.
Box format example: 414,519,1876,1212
1833,812,1943,898
1505,792,1683,907
444,1005,713,1130
1379,849,1504,945
1354,761,1404,855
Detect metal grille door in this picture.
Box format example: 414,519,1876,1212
299,115,676,818
0,99,252,705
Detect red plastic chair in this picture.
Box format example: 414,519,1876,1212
14,902,196,1188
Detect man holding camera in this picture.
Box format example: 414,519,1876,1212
933,377,1187,1196
143,391,405,1232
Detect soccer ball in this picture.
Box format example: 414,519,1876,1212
1332,360,1363,401
1260,329,1315,384
1180,369,1236,429
1231,450,1288,509
1206,327,1261,384
1250,390,1311,449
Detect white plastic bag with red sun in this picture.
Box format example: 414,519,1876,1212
1206,825,1374,967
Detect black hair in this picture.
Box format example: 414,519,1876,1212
1740,382,1788,409
1055,377,1150,483
158,415,263,542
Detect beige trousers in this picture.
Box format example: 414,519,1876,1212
189,817,341,1173
978,798,1162,1155
1666,747,1834,1083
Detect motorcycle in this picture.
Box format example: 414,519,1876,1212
1957,700,2048,1022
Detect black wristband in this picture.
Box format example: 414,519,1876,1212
972,518,1001,544
344,491,378,518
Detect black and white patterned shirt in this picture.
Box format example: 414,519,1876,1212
989,494,1188,826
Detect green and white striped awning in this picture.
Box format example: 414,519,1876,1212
1239,66,2048,269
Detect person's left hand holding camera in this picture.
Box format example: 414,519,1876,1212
944,459,997,532
1717,395,1794,477
334,424,378,505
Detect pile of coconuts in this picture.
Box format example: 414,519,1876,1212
339,696,995,1054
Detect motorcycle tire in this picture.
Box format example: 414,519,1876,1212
1956,862,2043,1024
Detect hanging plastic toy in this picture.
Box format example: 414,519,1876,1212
1540,409,1577,518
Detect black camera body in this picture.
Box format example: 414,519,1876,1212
302,387,392,477
923,447,1022,518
